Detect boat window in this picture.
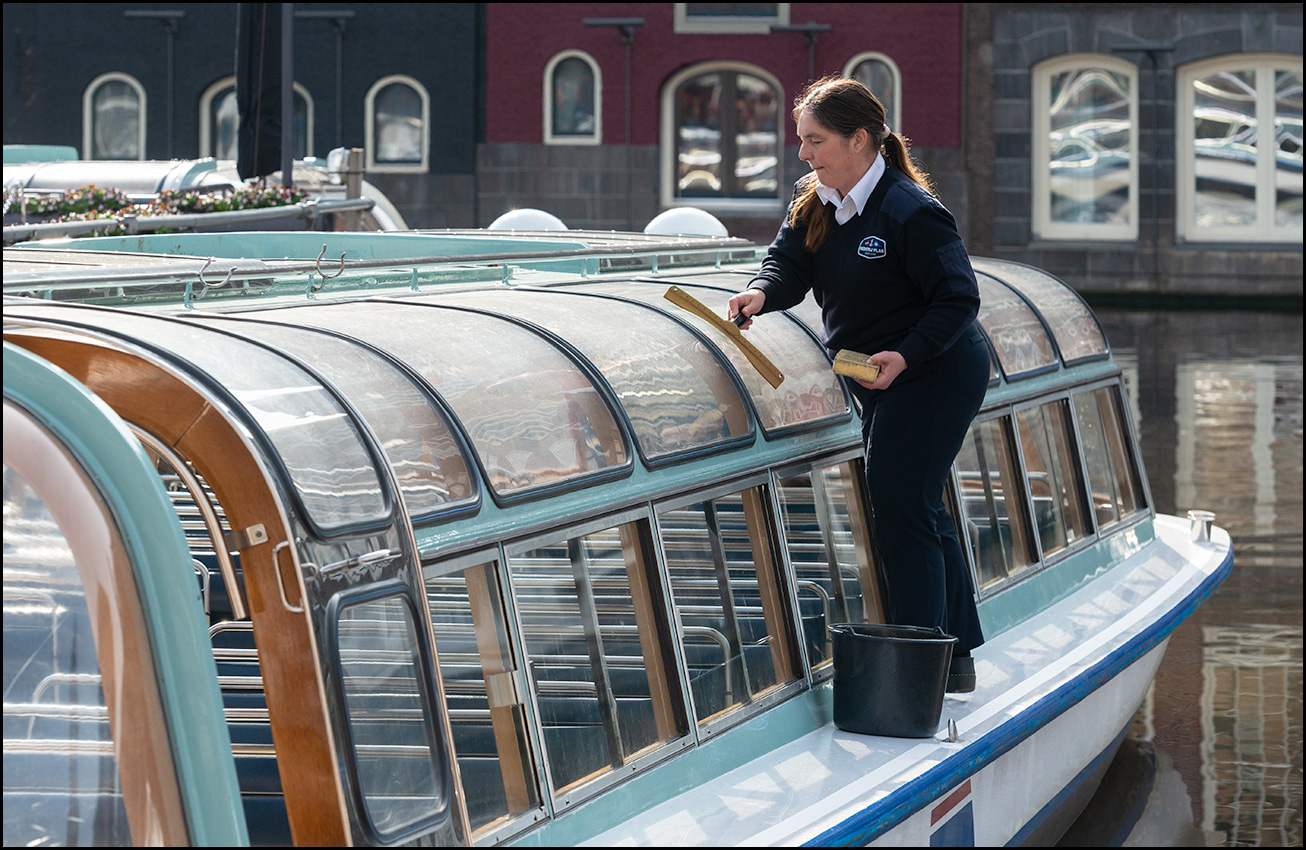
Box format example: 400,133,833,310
1016,400,1091,558
657,485,802,729
424,559,544,835
954,414,1040,591
775,460,885,674
4,400,185,847
190,315,477,520
335,592,447,841
974,274,1059,379
1072,386,1146,530
564,281,848,433
971,259,1108,364
506,518,685,802
415,289,751,461
260,301,628,498
7,305,389,533
4,451,133,845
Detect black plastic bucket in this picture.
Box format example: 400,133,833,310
830,623,956,738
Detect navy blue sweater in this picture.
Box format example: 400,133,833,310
749,166,980,370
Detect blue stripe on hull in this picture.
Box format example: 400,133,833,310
806,541,1232,846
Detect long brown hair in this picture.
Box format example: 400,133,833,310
788,76,934,252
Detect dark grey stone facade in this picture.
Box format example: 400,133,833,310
969,4,1303,300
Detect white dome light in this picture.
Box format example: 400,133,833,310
488,208,568,230
644,207,729,237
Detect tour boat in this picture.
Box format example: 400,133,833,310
2,226,1231,846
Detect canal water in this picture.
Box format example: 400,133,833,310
1058,307,1304,847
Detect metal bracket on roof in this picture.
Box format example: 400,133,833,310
485,669,526,709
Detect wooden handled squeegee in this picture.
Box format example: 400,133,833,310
663,285,784,389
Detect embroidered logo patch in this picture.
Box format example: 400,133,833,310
858,235,887,259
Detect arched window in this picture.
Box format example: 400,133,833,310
544,51,600,145
661,62,782,209
1177,54,1303,243
365,75,430,173
83,73,146,160
199,76,313,161
844,53,901,134
1032,55,1139,241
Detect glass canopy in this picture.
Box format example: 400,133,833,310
559,279,849,433
971,258,1107,364
974,274,1059,379
187,314,477,519
5,303,391,533
411,288,752,462
251,300,630,499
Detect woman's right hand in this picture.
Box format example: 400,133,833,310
727,288,766,330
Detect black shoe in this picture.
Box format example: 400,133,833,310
947,654,975,693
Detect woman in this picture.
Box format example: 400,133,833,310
728,76,988,692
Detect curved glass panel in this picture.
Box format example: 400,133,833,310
4,454,132,846
416,289,750,461
190,315,475,518
337,594,446,838
5,304,388,530
974,275,1058,379
972,259,1107,363
560,281,847,433
260,301,628,497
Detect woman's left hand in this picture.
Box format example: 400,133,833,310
857,351,907,390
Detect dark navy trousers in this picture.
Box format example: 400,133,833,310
846,322,990,652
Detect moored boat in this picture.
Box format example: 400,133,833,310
2,227,1231,846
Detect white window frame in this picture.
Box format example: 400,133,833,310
199,76,314,160
543,50,602,146
1176,53,1304,244
1032,54,1139,242
660,61,785,212
83,72,147,161
842,52,902,134
673,3,789,35
364,74,430,174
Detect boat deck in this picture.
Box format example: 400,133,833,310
562,515,1232,847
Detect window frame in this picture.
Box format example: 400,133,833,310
1031,54,1140,242
672,3,789,35
543,50,602,146
660,61,786,212
501,506,691,813
652,472,806,740
365,74,431,174
83,72,147,161
1176,53,1304,244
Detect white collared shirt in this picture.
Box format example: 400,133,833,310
814,154,885,225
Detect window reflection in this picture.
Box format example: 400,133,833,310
375,82,423,164
1194,69,1259,228
3,459,132,846
1048,66,1133,225
425,561,541,833
1017,401,1090,557
974,274,1059,379
1073,386,1145,530
210,87,310,161
551,57,596,137
91,78,141,160
508,520,683,797
658,486,800,726
676,70,778,199
971,259,1107,363
1275,70,1303,228
954,415,1039,590
337,594,445,838
775,461,883,672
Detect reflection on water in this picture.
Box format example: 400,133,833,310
1062,309,1303,847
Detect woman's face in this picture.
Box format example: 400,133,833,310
797,109,874,198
